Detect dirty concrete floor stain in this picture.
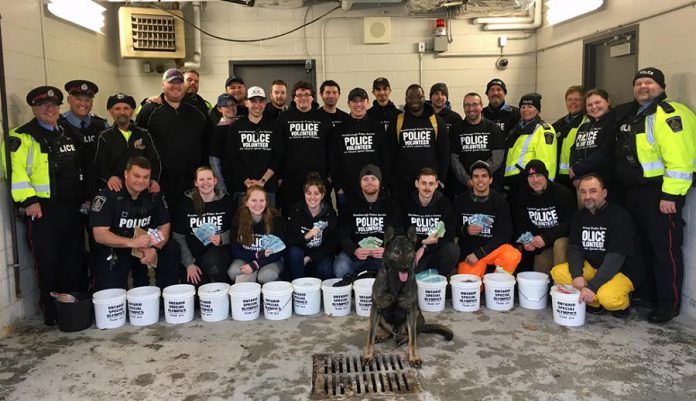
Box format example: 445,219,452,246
1,305,696,400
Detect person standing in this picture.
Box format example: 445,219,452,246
136,69,209,213
553,85,586,188
482,78,520,140
449,92,506,196
318,80,350,128
330,87,386,207
3,86,85,325
277,81,332,210
426,82,462,131
224,86,284,206
263,79,288,121
208,93,238,193
615,67,696,323
366,77,402,132
503,93,557,197
94,93,161,194
210,76,248,124
386,84,449,201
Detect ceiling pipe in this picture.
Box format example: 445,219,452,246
183,1,202,69
473,6,535,25
482,1,542,31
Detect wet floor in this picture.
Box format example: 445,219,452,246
1,302,696,401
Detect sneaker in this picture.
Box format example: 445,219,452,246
586,305,605,315
610,307,630,318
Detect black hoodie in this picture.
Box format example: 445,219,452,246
402,190,456,255
366,100,402,132
453,188,512,260
330,115,386,199
512,181,575,249
483,101,521,140
570,109,618,184
285,200,339,262
338,192,402,255
386,103,450,198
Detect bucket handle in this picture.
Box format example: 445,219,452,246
519,285,548,302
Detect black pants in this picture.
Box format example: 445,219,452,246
26,203,85,319
416,242,460,277
194,246,232,284
93,240,181,291
624,184,684,313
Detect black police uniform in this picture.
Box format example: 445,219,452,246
90,187,179,290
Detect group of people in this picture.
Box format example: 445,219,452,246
4,65,694,326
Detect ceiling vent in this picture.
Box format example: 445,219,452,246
364,17,392,44
118,7,186,59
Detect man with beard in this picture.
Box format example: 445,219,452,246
426,82,462,131
615,67,696,323
482,78,520,139
330,87,386,207
136,69,209,213
366,77,402,132
142,70,211,116
277,81,332,210
449,92,506,196
210,76,248,124
318,80,350,128
263,79,288,120
94,93,161,194
386,84,449,201
551,174,641,318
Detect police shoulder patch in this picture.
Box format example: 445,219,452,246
666,116,683,133
7,136,21,152
92,195,106,212
540,121,551,130
544,132,554,145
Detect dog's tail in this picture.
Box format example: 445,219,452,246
421,324,453,341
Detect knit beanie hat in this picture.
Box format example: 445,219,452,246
633,67,666,89
519,92,542,112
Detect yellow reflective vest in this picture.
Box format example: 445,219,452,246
504,119,558,180
556,115,587,176
630,100,695,196
2,122,52,204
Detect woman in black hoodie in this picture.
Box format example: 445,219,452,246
285,172,338,280
569,88,620,198
172,166,234,285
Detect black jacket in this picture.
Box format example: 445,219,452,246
512,181,575,249
570,109,618,184
453,188,512,260
93,122,162,192
285,200,339,262
402,190,456,255
338,192,402,255
483,101,520,140
366,100,402,132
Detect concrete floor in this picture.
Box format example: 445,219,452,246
1,299,696,401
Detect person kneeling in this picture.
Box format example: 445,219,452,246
551,174,643,317
228,186,286,284
91,156,179,290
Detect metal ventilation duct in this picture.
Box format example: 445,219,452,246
406,0,533,16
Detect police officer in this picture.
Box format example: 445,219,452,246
552,85,586,189
90,156,179,290
615,67,696,323
503,93,557,197
2,86,85,325
94,93,161,193
61,80,109,201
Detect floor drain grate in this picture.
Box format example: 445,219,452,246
311,353,420,399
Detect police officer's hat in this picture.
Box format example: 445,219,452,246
107,93,136,110
64,80,99,97
26,86,63,106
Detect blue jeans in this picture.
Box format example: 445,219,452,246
285,246,334,280
333,251,383,279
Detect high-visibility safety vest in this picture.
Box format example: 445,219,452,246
2,126,51,203
632,100,696,196
558,116,587,176
504,121,558,180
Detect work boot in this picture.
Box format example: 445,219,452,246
42,295,58,326
647,308,679,324
610,307,631,318
586,305,605,315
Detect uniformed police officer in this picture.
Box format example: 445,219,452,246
94,93,161,193
615,67,696,323
2,86,86,325
61,80,109,200
90,156,179,290
503,93,557,197
552,85,586,189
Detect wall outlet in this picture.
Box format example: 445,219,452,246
499,35,508,48
418,41,426,53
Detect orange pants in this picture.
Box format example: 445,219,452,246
458,244,522,278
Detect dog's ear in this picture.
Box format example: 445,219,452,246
406,225,418,247
384,226,395,246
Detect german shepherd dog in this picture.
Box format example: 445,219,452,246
363,226,453,368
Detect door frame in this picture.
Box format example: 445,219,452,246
583,25,639,90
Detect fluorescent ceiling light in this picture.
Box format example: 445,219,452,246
47,0,106,34
546,0,603,25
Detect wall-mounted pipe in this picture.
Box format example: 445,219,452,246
482,1,542,31
183,1,202,69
